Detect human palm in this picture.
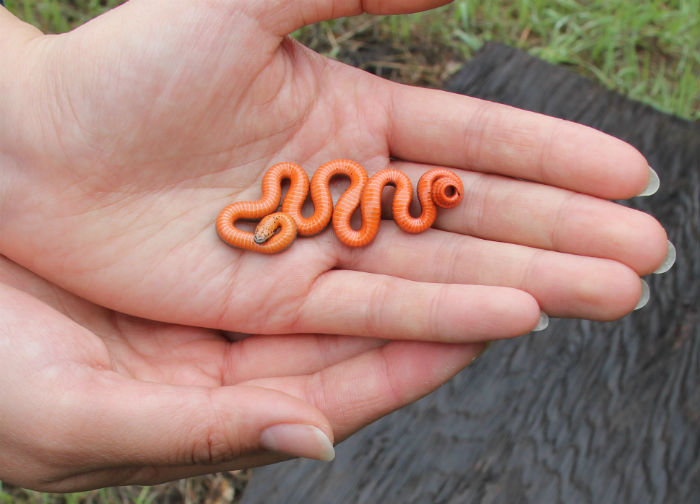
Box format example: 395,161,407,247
2,254,473,490
0,0,670,492
5,1,540,338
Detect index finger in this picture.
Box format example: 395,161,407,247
385,84,652,199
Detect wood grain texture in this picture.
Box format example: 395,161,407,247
242,43,700,504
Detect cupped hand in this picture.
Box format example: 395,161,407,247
0,0,668,341
0,254,482,491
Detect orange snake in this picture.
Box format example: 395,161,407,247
216,159,464,254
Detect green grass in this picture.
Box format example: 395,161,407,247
294,0,700,119
467,0,700,118
4,0,123,32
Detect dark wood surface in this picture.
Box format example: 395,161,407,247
242,43,700,504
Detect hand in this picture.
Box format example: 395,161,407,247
0,0,667,338
0,254,481,491
0,0,669,491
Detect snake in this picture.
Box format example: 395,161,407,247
215,159,464,254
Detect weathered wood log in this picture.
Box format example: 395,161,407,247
242,43,700,504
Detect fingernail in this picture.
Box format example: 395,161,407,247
637,166,660,197
259,424,335,462
634,279,650,310
533,312,549,332
654,240,676,274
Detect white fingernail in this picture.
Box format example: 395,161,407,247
637,166,660,197
634,279,650,310
654,240,676,274
533,312,549,332
259,424,335,462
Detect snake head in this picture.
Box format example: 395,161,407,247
253,212,297,249
254,214,281,244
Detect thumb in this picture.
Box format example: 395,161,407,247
0,5,43,45
263,0,453,36
81,377,336,466
32,375,336,490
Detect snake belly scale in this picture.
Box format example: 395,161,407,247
216,159,464,254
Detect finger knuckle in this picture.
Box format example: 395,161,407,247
188,419,242,465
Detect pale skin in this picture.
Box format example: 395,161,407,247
0,0,669,492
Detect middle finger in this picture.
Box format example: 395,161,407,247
389,161,668,275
